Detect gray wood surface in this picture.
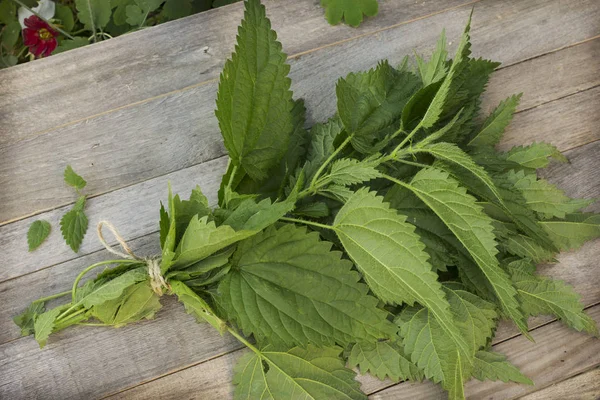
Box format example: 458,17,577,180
1,0,599,399
1,0,599,224
519,368,600,400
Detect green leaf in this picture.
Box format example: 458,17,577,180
397,307,470,400
468,94,521,147
159,203,170,249
401,80,442,131
79,268,148,308
443,284,497,353
55,3,75,31
27,220,51,251
125,4,144,25
293,202,330,218
541,213,600,251
500,169,593,219
64,165,87,190
1,21,20,48
472,351,533,385
0,0,17,25
76,0,112,31
222,196,294,231
171,215,255,270
505,142,567,169
60,196,88,252
170,280,227,333
348,341,423,382
499,231,557,264
34,308,62,348
320,0,378,27
508,266,598,336
13,302,45,336
336,61,420,140
320,184,354,203
215,0,293,181
172,187,212,244
301,116,343,184
403,168,529,336
417,14,473,130
54,37,89,54
324,157,381,186
92,281,161,327
135,0,164,12
333,189,471,372
161,0,192,20
416,29,448,86
233,345,366,399
219,224,396,347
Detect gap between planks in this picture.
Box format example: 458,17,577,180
104,301,600,399
4,0,482,147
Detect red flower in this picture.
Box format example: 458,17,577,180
23,15,58,58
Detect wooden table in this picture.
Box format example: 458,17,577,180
1,0,599,398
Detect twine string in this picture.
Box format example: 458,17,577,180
97,220,168,295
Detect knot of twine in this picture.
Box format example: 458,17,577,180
97,221,168,296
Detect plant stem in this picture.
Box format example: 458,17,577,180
279,216,334,231
55,307,87,325
308,133,354,192
11,0,75,40
139,10,150,28
227,326,261,355
381,173,411,190
390,122,422,159
71,259,139,303
32,290,71,304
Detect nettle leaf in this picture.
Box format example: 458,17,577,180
472,351,533,385
505,142,567,169
301,116,344,184
60,196,89,253
92,281,161,327
64,165,87,190
403,168,529,336
219,224,396,347
76,0,112,31
336,61,420,141
468,94,522,147
541,213,600,251
320,0,378,27
14,302,45,337
293,202,330,218
34,308,62,348
171,216,255,270
222,197,294,231
170,280,227,333
324,157,381,186
508,266,598,336
416,30,448,86
501,170,593,219
233,345,366,399
397,307,470,400
215,0,293,181
27,220,51,252
333,189,471,375
79,268,147,309
348,341,423,382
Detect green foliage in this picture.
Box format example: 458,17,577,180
348,341,423,382
320,0,378,27
215,0,293,181
60,196,89,252
76,0,112,32
219,224,396,347
64,165,87,190
27,220,51,251
233,345,366,399
17,4,600,400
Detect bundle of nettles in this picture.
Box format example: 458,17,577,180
15,0,599,398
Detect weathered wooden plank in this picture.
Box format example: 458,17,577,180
106,305,600,400
368,306,600,400
1,0,599,224
519,368,600,400
1,81,597,282
1,139,598,399
0,0,474,142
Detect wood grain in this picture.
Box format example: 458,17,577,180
105,305,600,400
369,306,600,400
1,0,599,224
1,80,596,283
519,368,600,400
0,0,474,141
